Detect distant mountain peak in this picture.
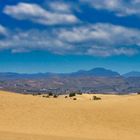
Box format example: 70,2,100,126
71,67,120,77
90,67,106,70
123,71,140,77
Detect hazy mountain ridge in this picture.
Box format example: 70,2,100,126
0,68,140,94
0,67,120,79
69,68,120,77
123,71,140,77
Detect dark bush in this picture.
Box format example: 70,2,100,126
76,92,82,95
92,96,101,100
65,96,68,98
69,92,76,97
48,92,53,96
73,98,77,100
46,95,50,98
137,92,140,95
42,95,49,98
53,95,58,98
38,93,42,95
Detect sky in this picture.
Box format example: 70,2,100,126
0,0,140,74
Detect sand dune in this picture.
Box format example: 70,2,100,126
0,91,140,140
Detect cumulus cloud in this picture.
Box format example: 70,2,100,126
56,23,140,56
0,25,7,35
48,1,72,13
1,1,140,57
3,2,79,25
0,23,140,56
0,29,73,54
81,0,140,17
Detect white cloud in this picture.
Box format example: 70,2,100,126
48,1,72,13
0,25,7,35
56,23,140,56
81,0,140,17
0,23,140,56
3,2,79,25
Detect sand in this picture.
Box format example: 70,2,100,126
0,91,140,140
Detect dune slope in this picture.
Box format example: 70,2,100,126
0,91,140,140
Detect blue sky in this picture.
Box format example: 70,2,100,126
0,0,140,74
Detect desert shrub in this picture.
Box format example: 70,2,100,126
65,96,68,98
48,92,53,96
92,96,101,100
46,95,50,98
33,93,41,96
53,95,58,98
137,92,140,95
76,92,82,95
42,95,49,98
73,98,77,100
69,92,76,97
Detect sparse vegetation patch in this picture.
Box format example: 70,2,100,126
76,92,82,95
92,96,101,100
69,92,76,97
42,95,50,98
65,96,68,98
53,95,58,98
48,92,53,96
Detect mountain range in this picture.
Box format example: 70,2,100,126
0,68,140,94
0,67,140,79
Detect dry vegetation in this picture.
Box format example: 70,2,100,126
0,91,140,140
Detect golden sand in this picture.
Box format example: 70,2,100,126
0,91,140,140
